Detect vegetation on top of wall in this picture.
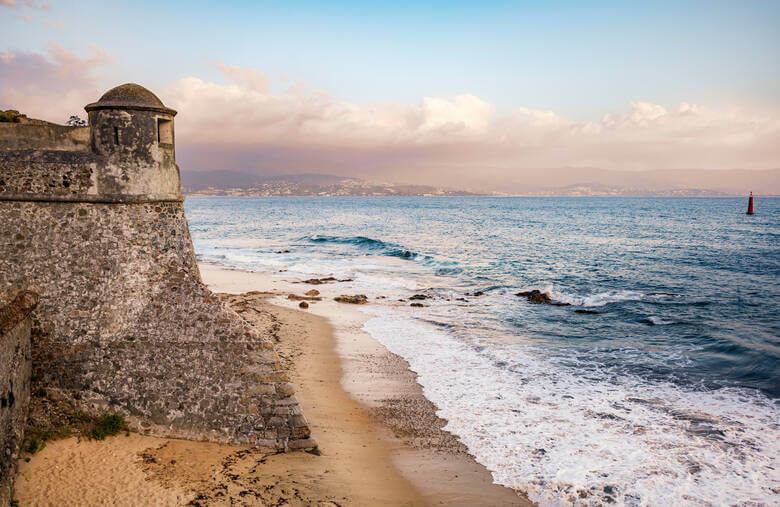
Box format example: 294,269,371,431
66,115,87,127
0,110,22,123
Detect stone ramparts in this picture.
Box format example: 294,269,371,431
0,84,315,452
0,291,38,505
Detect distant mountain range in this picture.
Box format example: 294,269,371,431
181,169,780,197
497,168,780,196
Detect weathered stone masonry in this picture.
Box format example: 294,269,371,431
0,291,37,506
0,84,314,454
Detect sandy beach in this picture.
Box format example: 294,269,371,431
14,263,527,506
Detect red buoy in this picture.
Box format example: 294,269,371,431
746,192,754,215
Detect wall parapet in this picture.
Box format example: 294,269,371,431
0,148,182,202
0,124,89,152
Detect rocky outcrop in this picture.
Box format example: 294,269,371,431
515,289,570,306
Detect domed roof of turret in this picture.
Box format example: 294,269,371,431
85,83,176,115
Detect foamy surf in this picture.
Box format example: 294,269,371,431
544,286,645,307
361,306,779,505
186,196,780,505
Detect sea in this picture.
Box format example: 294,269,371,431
185,196,779,505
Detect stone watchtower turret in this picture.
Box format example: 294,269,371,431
85,83,181,200
0,84,314,451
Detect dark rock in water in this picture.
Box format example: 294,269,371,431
575,309,599,314
303,277,337,284
304,289,320,297
455,297,468,302
334,294,368,304
515,289,549,303
275,249,291,254
409,294,429,300
303,276,352,285
467,291,485,296
302,277,353,284
515,289,570,306
410,302,425,307
298,301,308,309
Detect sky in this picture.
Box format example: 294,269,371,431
1,0,779,190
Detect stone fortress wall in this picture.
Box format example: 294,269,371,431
0,85,315,457
0,291,37,506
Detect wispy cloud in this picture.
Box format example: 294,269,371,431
0,43,113,122
1,0,50,9
43,18,63,27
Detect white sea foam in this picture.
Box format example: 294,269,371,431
647,315,675,325
545,285,645,307
361,306,780,505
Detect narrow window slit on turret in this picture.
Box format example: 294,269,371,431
113,126,120,145
157,118,173,144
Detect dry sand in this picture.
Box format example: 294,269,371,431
13,264,528,506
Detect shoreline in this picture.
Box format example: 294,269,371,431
202,263,528,506
13,262,526,505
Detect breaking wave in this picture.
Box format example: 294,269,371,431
525,285,647,307
306,234,420,260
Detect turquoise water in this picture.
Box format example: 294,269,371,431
186,196,779,504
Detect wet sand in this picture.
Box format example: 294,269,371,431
13,264,527,506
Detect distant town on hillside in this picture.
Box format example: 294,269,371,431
181,170,779,197
181,172,482,197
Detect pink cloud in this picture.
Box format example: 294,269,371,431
43,18,64,27
218,63,269,93
161,65,779,187
2,51,777,190
0,43,114,123
1,0,50,9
